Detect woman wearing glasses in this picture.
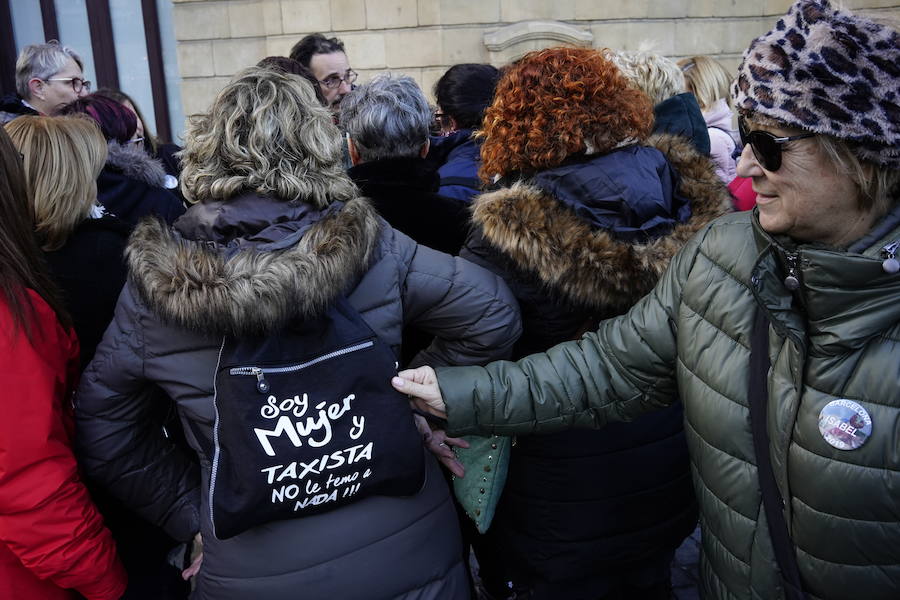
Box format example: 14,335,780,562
425,64,500,205
1,41,90,124
61,94,184,226
395,2,900,599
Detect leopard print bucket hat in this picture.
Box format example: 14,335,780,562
733,0,900,168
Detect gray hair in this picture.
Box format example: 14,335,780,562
604,49,684,106
339,74,431,162
15,40,84,99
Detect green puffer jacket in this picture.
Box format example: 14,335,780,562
438,209,900,600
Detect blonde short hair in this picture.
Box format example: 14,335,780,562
4,116,107,251
816,134,900,216
604,49,684,106
678,56,734,111
180,67,357,207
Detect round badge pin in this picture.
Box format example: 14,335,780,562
818,399,872,451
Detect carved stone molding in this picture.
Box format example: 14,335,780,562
483,20,594,64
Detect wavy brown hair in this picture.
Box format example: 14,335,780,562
479,47,654,182
180,67,357,207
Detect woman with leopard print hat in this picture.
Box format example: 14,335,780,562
394,2,900,598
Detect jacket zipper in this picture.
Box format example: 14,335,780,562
783,251,800,290
881,240,900,273
229,340,375,394
209,336,227,537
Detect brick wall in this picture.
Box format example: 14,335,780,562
172,0,899,119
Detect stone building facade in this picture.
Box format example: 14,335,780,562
173,0,899,117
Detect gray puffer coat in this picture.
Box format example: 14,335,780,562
75,194,522,599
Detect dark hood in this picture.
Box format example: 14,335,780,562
126,195,382,336
653,93,711,156
0,93,37,114
532,144,692,243
470,133,731,312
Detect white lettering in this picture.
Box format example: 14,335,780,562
259,443,375,483
276,462,298,482
271,483,302,503
293,490,337,510
255,415,303,457
349,415,365,439
260,464,282,484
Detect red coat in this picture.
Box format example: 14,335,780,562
0,289,126,600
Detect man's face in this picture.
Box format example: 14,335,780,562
308,51,352,111
30,56,88,115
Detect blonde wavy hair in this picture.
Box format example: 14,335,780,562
180,67,357,207
604,49,685,106
4,115,107,251
678,56,734,111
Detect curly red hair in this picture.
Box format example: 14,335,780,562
479,47,653,182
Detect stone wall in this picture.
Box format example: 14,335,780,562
172,0,899,117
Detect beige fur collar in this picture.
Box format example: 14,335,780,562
471,134,732,312
126,198,381,335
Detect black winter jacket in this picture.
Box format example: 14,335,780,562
44,215,130,368
75,194,522,599
461,134,731,596
0,93,38,124
98,141,185,227
348,156,470,255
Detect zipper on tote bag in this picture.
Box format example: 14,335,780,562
229,340,375,394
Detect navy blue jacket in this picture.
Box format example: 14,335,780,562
532,145,692,243
427,129,483,204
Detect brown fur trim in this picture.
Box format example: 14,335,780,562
471,133,731,311
126,198,381,335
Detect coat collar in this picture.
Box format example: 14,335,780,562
127,196,381,336
348,157,439,196
173,193,342,252
105,141,168,188
471,133,731,312
751,207,900,354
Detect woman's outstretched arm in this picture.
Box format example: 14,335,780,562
395,232,704,437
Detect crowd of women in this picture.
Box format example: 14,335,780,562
0,1,897,599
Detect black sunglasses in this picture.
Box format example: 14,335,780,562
738,117,815,172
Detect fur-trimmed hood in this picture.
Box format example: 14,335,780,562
470,133,732,313
126,195,382,335
106,140,169,189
